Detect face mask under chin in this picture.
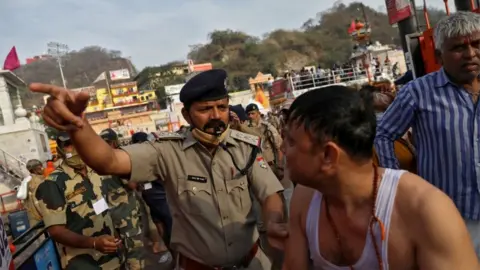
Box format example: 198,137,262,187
192,125,230,146
64,150,86,169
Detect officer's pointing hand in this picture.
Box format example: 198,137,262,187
29,83,90,131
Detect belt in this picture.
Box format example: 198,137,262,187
179,242,259,270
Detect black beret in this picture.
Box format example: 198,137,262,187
100,128,118,141
245,103,260,113
180,69,228,104
229,105,248,122
131,132,149,144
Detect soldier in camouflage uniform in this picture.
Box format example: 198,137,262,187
24,159,45,226
35,132,121,270
100,128,145,270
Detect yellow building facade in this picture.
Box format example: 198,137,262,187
81,82,157,113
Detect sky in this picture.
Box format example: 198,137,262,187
0,0,448,69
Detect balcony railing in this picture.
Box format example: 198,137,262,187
111,90,138,98
287,66,393,92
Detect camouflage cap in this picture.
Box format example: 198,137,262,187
26,159,42,171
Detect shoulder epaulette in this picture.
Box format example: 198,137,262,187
153,131,185,141
230,129,261,147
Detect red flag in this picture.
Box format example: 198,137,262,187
3,46,20,71
348,21,356,34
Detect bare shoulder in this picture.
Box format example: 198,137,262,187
395,171,453,214
395,171,466,236
291,185,316,223
393,172,477,268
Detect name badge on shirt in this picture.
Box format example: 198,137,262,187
144,183,152,190
93,197,109,215
187,175,207,183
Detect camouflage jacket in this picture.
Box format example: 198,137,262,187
24,174,44,224
35,162,120,270
101,176,141,237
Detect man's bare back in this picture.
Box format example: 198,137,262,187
283,168,478,270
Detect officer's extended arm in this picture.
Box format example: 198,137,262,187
69,120,132,175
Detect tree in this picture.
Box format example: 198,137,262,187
187,2,447,89
14,46,135,107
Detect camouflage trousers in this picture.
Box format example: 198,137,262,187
121,234,145,270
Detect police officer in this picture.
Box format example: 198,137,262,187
100,128,145,270
245,103,283,178
32,68,288,270
34,132,121,269
24,159,45,226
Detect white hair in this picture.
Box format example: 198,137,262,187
434,11,480,50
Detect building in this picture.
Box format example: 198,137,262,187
0,70,51,200
46,81,177,136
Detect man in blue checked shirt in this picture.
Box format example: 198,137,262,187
375,11,480,257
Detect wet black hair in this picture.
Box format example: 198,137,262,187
288,85,376,160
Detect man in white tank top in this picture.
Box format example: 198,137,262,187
282,86,478,270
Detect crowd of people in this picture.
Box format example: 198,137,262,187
14,10,480,270
283,58,395,91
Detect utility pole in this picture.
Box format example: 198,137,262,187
47,42,69,88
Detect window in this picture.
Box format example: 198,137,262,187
39,134,48,152
6,82,19,109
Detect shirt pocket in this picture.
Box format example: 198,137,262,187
177,177,212,215
225,177,252,216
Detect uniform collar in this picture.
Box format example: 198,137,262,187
59,161,93,179
182,129,238,150
434,67,467,88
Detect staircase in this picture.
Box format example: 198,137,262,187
0,149,27,189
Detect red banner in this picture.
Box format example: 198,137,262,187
270,79,287,98
385,0,412,25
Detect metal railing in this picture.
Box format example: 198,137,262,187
0,190,23,214
0,149,28,181
286,66,394,92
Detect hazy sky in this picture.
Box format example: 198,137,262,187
0,0,448,69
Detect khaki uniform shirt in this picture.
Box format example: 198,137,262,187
121,129,283,266
24,174,44,225
35,162,120,270
243,120,282,164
